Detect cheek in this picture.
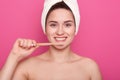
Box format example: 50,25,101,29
68,28,76,41
46,26,56,36
65,27,76,35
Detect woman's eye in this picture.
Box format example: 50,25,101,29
65,24,72,27
50,24,56,27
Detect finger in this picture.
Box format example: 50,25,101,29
37,42,64,46
22,39,28,48
19,39,24,47
27,39,33,49
31,40,37,47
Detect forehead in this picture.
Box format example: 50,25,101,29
47,8,75,22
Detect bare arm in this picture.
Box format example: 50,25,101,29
0,54,19,80
0,39,61,80
0,39,38,80
12,59,30,80
89,59,102,80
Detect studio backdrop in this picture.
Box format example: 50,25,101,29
0,0,120,80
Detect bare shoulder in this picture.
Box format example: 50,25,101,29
78,57,102,80
13,55,44,79
16,52,49,70
76,56,100,71
17,56,43,69
72,53,98,66
80,57,99,67
72,53,102,79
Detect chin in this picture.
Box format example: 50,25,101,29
52,43,70,50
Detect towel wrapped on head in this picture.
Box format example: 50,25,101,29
41,0,80,35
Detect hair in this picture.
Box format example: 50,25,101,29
45,1,75,26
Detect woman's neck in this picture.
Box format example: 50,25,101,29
47,46,73,63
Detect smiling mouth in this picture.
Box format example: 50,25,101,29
54,37,67,42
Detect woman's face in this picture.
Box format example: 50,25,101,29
46,8,76,49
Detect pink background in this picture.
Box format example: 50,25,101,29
0,0,120,80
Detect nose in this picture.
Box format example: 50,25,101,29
56,25,64,35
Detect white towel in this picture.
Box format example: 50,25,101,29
41,0,80,35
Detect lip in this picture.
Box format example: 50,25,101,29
54,37,67,42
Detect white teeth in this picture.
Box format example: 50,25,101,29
55,37,66,41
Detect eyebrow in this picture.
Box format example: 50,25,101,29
64,20,74,23
48,20,74,23
48,21,57,23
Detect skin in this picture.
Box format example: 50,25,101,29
0,8,102,80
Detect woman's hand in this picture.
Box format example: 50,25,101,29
0,38,39,80
0,38,63,80
10,38,38,61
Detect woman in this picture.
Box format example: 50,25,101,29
0,0,102,80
